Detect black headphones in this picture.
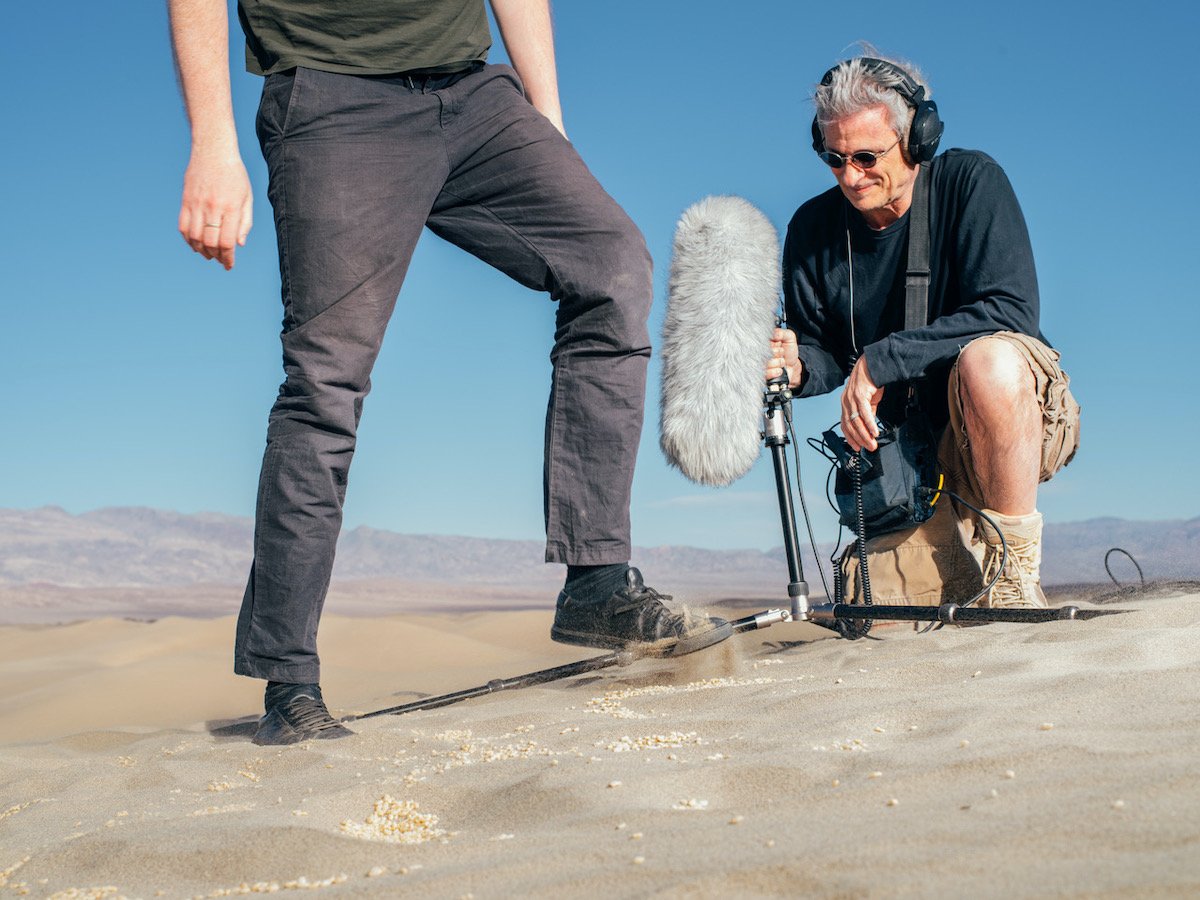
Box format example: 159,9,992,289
810,57,944,164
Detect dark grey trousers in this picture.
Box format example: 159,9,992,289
235,64,653,683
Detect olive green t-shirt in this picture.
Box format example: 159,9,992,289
237,0,492,76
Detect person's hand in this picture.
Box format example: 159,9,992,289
766,327,803,388
841,355,885,452
178,147,253,270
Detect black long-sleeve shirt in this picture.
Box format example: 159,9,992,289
782,149,1044,427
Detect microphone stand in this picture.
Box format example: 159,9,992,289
762,376,810,622
758,377,1126,630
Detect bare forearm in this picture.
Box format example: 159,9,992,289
167,0,253,269
168,0,239,154
489,0,565,135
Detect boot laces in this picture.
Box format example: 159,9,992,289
983,536,1042,609
612,584,702,638
612,584,673,616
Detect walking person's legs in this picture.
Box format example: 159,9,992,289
237,68,451,742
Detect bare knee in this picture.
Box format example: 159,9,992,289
957,336,1037,418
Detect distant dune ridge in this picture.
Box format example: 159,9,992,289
0,506,1196,622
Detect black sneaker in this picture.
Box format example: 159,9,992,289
551,567,733,657
253,682,354,746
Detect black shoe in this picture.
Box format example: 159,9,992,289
253,682,354,746
551,567,732,657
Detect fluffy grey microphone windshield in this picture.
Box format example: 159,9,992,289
660,195,781,487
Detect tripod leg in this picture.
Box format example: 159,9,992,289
348,611,792,721
764,399,810,619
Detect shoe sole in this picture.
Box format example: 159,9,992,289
550,617,734,658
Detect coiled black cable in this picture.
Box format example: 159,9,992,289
836,448,875,639
1104,547,1145,589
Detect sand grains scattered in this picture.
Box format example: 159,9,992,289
340,795,447,844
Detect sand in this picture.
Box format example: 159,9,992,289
1,587,1198,898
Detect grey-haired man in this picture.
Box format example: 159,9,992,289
767,53,1080,609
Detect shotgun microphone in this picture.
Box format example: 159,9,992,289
659,195,782,487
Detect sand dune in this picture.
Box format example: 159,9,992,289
1,587,1198,897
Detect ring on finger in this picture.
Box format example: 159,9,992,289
848,411,861,420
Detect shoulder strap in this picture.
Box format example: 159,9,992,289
904,163,931,332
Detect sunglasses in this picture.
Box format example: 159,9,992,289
818,138,901,170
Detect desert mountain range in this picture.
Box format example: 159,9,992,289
1,506,1196,622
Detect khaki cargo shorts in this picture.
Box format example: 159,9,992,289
838,331,1081,605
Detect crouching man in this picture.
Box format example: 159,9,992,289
767,52,1080,607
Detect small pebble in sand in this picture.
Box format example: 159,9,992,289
632,857,645,865
886,798,899,807
835,678,844,684
960,740,970,748
616,822,627,830
367,866,387,878
868,772,882,779
1039,723,1054,731
729,815,744,825
1004,770,1016,779
549,760,559,767
767,840,776,848
832,779,840,787
874,727,885,734
631,832,643,840
909,725,919,731
972,671,982,678
607,781,622,789
1113,800,1126,809
990,789,999,798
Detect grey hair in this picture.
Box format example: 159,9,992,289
814,49,931,156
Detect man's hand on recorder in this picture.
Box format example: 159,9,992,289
766,327,803,388
841,355,885,453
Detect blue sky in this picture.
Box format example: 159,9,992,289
2,1,1197,553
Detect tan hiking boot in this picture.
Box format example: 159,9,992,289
978,510,1047,609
